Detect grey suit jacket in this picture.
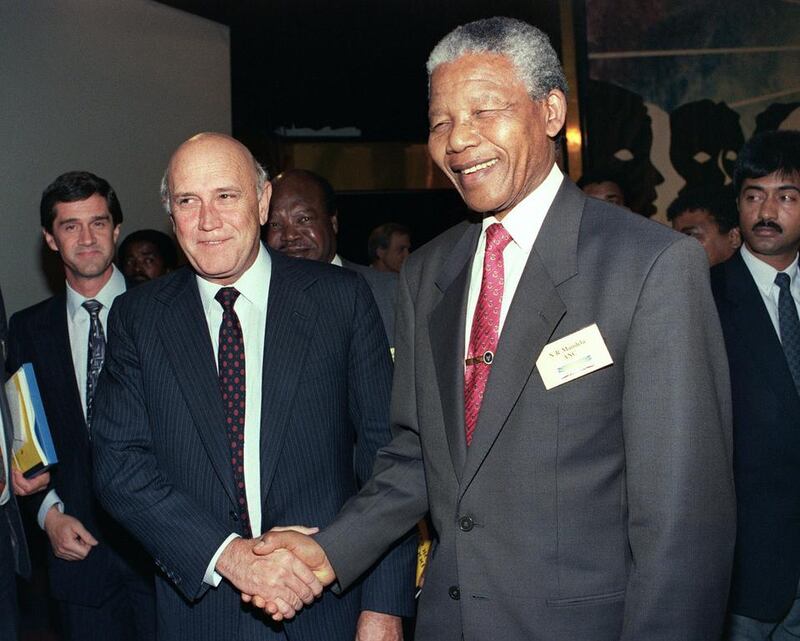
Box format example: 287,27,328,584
341,258,398,344
317,180,736,641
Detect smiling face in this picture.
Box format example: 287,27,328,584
167,135,270,285
427,53,566,220
265,173,338,263
43,193,120,292
738,171,800,270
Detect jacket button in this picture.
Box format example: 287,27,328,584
448,585,460,600
458,515,474,532
229,510,239,521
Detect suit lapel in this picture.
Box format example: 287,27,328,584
157,270,236,507
723,252,800,407
459,181,582,495
259,252,318,497
429,224,480,481
35,296,87,439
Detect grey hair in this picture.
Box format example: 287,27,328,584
426,16,568,100
159,156,269,214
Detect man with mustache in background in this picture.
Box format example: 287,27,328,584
710,129,800,640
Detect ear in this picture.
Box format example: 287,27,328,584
112,225,121,246
258,181,273,226
728,226,742,249
170,214,177,234
330,212,339,235
42,228,59,253
544,89,567,138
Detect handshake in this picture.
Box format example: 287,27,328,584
216,527,336,621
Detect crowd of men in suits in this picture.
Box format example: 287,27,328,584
1,14,799,641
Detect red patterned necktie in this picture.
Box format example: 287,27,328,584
215,287,251,537
464,223,512,446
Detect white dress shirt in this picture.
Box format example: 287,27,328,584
198,244,271,585
740,243,800,340
465,164,564,357
37,266,126,528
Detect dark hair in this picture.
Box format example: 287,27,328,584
40,171,123,233
272,169,337,216
666,186,738,233
733,129,800,196
117,229,178,270
576,168,628,199
367,223,411,262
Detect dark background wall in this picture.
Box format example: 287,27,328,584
158,0,563,261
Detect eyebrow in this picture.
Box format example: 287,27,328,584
57,213,111,225
743,184,800,193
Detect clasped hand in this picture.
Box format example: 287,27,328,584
218,526,335,621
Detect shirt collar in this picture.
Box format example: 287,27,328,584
66,265,126,320
330,254,343,267
740,243,799,298
480,163,564,251
196,243,271,315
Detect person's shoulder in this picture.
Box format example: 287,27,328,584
709,252,743,301
270,252,365,306
112,268,192,316
343,260,397,286
582,198,677,247
9,293,61,328
403,220,474,273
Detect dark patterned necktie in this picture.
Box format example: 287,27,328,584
82,299,105,430
215,287,251,536
464,223,513,446
775,272,800,394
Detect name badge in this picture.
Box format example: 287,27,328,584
536,323,613,390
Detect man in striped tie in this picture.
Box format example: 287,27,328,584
7,171,155,640
711,129,800,640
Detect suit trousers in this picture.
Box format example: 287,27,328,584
724,578,800,641
0,507,19,641
57,553,155,641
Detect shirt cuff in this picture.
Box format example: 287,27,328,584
204,533,240,587
38,489,64,530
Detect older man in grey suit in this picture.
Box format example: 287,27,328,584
256,16,737,641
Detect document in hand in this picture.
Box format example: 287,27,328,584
4,363,57,478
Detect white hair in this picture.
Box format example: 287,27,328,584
426,16,568,99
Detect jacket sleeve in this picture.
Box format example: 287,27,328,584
619,237,736,640
317,267,430,594
347,275,417,617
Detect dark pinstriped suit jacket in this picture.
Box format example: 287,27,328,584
7,289,150,608
92,248,415,641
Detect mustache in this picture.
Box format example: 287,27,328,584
752,219,783,233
